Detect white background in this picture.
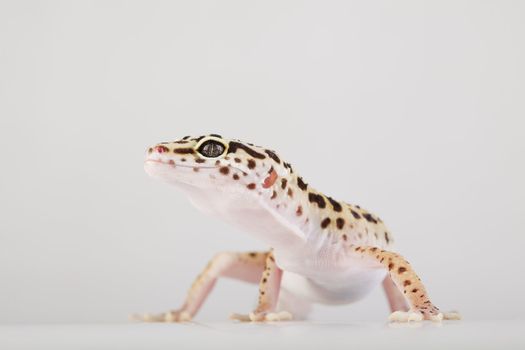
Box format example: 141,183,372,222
1,0,524,325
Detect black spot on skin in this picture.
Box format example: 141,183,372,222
262,278,267,283
287,188,293,197
195,158,206,163
234,158,241,163
308,193,326,208
388,263,394,270
271,191,277,199
398,267,407,274
148,148,153,153
219,167,229,175
321,218,331,228
264,150,281,164
385,232,390,244
297,177,308,191
249,252,257,257
362,213,378,224
233,174,240,180
350,209,361,219
296,206,303,216
336,218,345,229
247,159,256,169
281,178,287,190
403,280,411,287
283,162,293,173
412,288,419,293
327,197,342,212
174,148,195,154
247,183,256,190
342,234,347,241
227,141,266,159
209,134,222,138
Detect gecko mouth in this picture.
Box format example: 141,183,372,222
144,158,218,169
144,158,253,178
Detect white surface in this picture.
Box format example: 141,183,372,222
1,321,524,350
1,0,524,324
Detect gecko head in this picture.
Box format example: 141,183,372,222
144,134,292,193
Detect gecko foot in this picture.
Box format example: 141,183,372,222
389,310,424,322
389,309,461,323
130,310,192,323
230,311,293,322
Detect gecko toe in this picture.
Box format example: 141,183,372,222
443,311,462,320
229,313,252,322
429,313,444,322
265,311,293,322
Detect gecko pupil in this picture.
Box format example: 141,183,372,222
198,140,225,158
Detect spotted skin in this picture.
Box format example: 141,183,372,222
141,134,460,323
230,251,288,322
350,246,445,320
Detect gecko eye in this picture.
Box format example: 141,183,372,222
198,140,226,158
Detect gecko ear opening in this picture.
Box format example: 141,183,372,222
262,167,278,188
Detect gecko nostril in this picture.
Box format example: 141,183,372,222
155,145,169,153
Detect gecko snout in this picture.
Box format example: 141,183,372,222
147,145,171,154
155,145,169,153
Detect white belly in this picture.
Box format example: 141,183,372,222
272,234,387,305
281,266,386,305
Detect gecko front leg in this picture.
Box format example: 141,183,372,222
230,251,292,322
133,251,269,322
350,246,461,322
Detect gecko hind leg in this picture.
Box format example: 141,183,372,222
132,250,269,323
275,287,312,321
382,274,409,313
350,246,461,322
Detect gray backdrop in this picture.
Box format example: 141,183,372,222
1,0,523,323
